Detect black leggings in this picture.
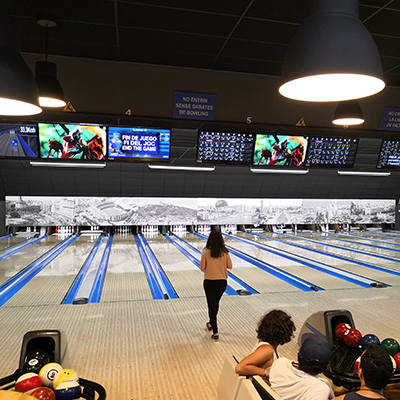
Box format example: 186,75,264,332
203,279,227,334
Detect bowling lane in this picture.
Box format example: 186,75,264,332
144,234,205,298
101,234,153,302
244,232,400,287
297,232,400,258
180,234,317,293
5,235,98,307
0,235,27,252
0,235,62,286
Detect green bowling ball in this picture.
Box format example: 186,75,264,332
381,338,400,356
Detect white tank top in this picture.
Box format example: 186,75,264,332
251,341,278,369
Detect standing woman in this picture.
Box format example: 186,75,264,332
200,229,232,341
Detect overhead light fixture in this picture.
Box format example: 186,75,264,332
35,19,66,108
332,100,365,126
250,168,309,175
279,0,385,102
337,170,390,176
148,164,215,172
0,14,41,115
30,161,106,168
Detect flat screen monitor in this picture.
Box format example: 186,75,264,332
376,139,400,169
38,123,107,160
253,134,308,166
196,130,255,164
304,137,359,168
108,126,171,160
0,123,38,158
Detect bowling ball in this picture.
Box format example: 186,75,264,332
344,328,362,347
22,358,45,374
15,372,43,394
30,387,56,400
361,334,380,349
381,338,400,357
26,349,50,365
354,356,361,373
390,356,397,375
53,369,79,389
334,322,351,340
39,362,63,387
394,352,400,373
55,380,81,400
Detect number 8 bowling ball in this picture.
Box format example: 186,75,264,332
344,328,363,347
335,323,351,340
26,349,50,365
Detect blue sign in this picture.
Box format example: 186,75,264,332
378,107,400,131
173,91,216,121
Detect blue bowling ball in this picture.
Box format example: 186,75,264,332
361,334,380,349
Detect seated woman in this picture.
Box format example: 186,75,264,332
235,309,296,381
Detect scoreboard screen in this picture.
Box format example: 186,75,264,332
304,137,359,168
196,131,255,164
376,140,400,169
0,123,38,158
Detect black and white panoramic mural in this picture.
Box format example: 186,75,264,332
5,196,395,226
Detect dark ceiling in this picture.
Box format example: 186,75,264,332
4,0,400,87
1,1,400,201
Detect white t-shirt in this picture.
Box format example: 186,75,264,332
270,357,334,400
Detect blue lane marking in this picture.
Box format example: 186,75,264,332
306,232,400,253
240,233,388,288
263,232,400,277
62,234,105,304
0,234,79,307
163,234,239,296
88,234,114,303
0,234,12,242
332,232,400,247
134,234,166,300
0,235,48,263
0,235,61,292
194,232,321,292
172,234,259,295
140,235,179,299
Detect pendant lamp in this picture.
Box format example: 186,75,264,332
0,14,42,115
35,19,66,108
279,0,385,102
332,100,364,126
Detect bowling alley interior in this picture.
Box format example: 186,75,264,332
2,1,400,399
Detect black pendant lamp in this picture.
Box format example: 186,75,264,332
332,100,364,126
35,19,66,108
0,14,42,115
279,0,385,102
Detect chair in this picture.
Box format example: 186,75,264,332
252,376,285,400
217,355,246,400
236,379,262,400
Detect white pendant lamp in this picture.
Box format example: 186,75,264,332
332,100,364,126
279,0,385,102
0,14,42,115
35,19,66,108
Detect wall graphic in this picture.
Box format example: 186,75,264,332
5,196,395,226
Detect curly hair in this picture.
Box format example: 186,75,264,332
360,344,393,390
256,310,296,346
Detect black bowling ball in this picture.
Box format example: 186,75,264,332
22,358,45,374
26,348,50,365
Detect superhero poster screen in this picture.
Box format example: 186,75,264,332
38,123,107,160
253,134,308,166
108,126,171,160
0,123,38,158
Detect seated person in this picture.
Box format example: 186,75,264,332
269,333,334,400
333,344,393,400
235,310,295,380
